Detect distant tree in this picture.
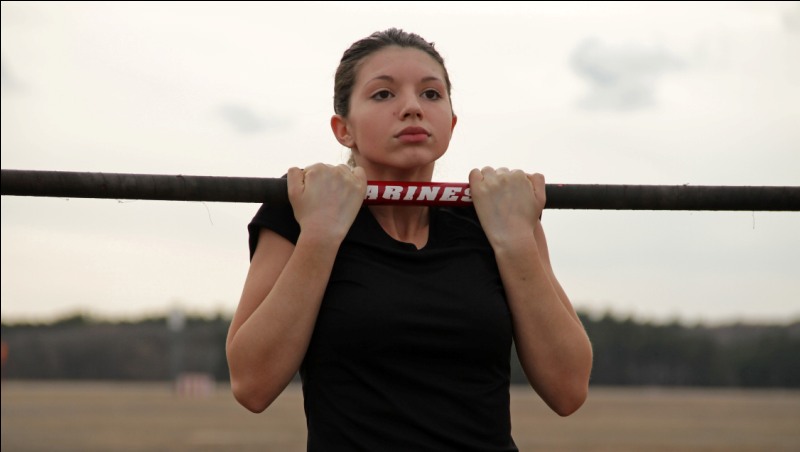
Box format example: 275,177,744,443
729,332,800,387
1,312,797,387
583,312,723,386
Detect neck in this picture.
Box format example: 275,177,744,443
369,205,430,249
358,161,435,183
356,160,436,248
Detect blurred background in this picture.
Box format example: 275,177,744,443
1,2,799,450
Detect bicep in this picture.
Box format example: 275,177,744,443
226,228,295,348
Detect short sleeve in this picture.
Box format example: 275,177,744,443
247,200,300,260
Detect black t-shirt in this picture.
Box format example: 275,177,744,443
248,202,518,451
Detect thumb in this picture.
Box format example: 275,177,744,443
287,167,305,201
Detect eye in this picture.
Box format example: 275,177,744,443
422,89,441,100
371,90,393,100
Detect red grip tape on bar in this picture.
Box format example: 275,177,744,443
364,181,472,206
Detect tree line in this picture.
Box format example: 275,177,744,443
2,311,798,387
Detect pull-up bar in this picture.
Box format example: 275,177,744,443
1,169,798,211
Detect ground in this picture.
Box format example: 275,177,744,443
1,382,799,451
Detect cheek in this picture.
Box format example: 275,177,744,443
355,116,388,142
434,113,455,136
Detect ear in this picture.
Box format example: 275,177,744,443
331,115,355,148
451,114,458,132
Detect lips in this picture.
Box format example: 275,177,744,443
396,126,430,137
395,126,430,143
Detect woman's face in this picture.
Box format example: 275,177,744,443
333,46,457,177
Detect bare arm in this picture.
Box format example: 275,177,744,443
469,168,592,416
226,164,366,413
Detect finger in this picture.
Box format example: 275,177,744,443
509,169,528,184
468,168,483,186
287,167,304,197
529,172,545,191
287,166,304,183
528,173,547,209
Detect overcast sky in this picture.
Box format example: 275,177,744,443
2,1,799,325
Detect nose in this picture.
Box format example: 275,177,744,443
398,92,423,120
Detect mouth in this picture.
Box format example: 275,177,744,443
395,127,430,143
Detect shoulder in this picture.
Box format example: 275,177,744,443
248,201,299,260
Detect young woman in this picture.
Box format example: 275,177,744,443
226,28,592,451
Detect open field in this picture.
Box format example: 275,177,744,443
2,382,799,451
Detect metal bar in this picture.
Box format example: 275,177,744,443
2,169,799,211
1,169,289,205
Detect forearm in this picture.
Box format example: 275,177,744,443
532,220,584,326
227,233,340,412
493,233,592,416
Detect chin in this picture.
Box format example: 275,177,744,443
398,149,445,167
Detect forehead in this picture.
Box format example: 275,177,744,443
355,46,446,85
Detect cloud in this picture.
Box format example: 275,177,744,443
216,103,287,134
783,2,800,33
570,38,683,111
1,57,25,94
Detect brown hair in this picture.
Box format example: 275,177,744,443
333,28,453,118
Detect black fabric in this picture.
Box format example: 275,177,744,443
248,202,518,452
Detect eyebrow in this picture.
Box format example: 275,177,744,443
366,75,444,84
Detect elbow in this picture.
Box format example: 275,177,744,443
230,374,273,413
552,338,593,416
228,355,280,413
532,374,590,417
551,381,589,417
553,354,593,417
227,343,295,413
226,343,279,413
536,356,592,417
